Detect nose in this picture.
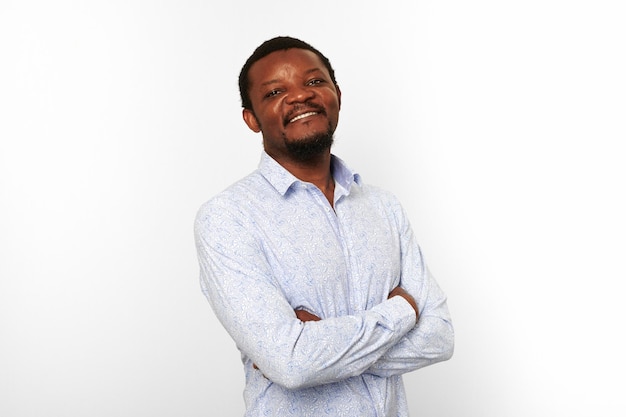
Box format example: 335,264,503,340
285,85,315,104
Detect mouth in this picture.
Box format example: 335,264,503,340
284,104,326,126
288,111,319,124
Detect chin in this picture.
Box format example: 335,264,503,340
285,129,334,162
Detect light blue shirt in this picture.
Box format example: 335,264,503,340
194,152,454,416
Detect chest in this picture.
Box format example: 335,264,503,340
252,191,402,316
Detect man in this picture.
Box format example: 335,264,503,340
195,36,454,416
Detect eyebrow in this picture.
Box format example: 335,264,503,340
260,67,324,87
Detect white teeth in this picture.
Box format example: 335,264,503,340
289,112,317,123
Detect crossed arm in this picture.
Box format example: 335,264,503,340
296,286,418,323
253,287,418,374
242,278,450,389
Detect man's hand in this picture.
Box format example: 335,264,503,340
388,286,419,323
295,309,321,322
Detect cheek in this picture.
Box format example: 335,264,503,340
328,98,341,122
255,112,278,131
325,91,341,113
264,103,284,126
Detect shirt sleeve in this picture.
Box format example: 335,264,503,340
365,197,455,378
194,200,417,390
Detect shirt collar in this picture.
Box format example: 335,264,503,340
258,151,362,196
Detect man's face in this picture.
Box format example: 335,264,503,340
243,48,341,162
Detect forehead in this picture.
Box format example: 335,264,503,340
247,48,328,87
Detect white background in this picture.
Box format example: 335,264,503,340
1,1,625,416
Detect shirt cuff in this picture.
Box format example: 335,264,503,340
371,295,416,336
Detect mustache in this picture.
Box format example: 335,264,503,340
283,103,326,126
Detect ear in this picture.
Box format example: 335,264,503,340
335,84,342,110
242,108,261,133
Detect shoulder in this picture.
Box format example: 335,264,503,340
195,171,269,229
349,182,411,233
355,181,403,210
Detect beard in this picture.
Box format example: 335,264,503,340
283,123,334,163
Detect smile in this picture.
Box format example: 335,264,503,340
289,112,318,123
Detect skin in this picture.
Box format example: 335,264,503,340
241,48,419,331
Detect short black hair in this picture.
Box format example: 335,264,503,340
238,36,337,110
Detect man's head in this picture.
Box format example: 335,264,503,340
239,36,342,164
238,36,337,111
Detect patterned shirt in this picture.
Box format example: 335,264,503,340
194,152,454,416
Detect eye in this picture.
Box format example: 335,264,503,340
265,89,282,98
307,79,325,86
